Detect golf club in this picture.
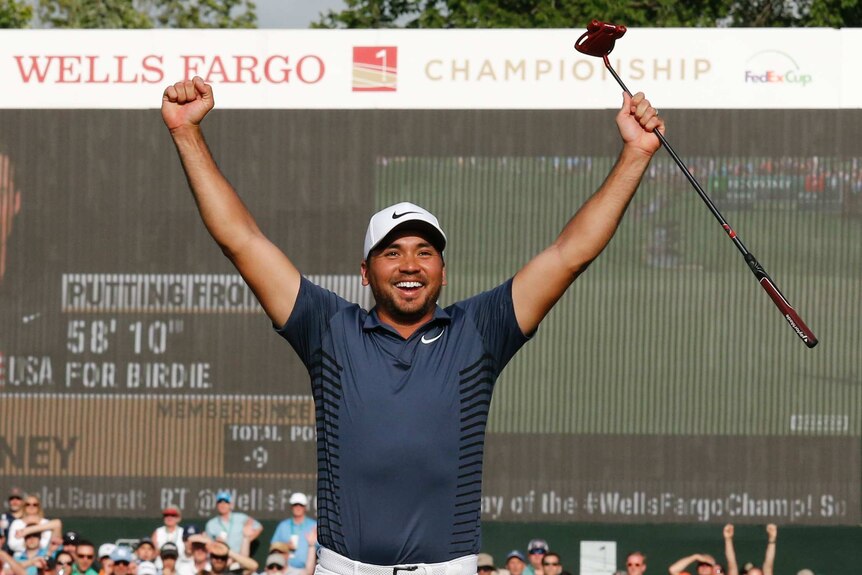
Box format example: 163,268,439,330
575,20,818,348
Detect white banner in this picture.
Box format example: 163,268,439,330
0,28,854,109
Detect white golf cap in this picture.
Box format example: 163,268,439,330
363,202,446,259
98,543,117,559
289,492,309,506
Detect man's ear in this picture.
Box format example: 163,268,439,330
360,260,369,286
441,264,447,287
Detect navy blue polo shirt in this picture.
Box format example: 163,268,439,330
277,276,529,565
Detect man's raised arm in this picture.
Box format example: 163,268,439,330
162,77,301,327
512,91,663,335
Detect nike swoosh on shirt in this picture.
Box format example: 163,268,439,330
392,211,421,219
421,329,445,344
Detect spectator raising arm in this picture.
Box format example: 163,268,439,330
0,548,27,575
762,525,777,575
668,554,714,575
723,524,738,575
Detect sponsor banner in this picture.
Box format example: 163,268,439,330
0,28,855,109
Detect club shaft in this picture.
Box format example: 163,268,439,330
602,57,818,348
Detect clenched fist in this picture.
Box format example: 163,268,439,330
161,76,215,132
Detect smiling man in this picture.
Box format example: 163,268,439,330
162,76,663,575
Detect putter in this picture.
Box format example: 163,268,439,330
575,20,818,348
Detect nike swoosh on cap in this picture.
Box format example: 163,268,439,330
392,211,422,219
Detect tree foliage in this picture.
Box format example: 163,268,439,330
0,0,33,28
153,0,256,28
313,0,862,28
35,0,256,28
38,0,153,28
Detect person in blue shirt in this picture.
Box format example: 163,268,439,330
162,77,664,573
205,492,262,555
270,493,317,575
12,531,49,575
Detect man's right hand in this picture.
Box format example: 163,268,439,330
161,76,214,132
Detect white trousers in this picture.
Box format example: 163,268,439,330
316,547,478,575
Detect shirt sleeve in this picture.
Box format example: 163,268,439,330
274,277,354,368
455,277,531,371
7,519,25,553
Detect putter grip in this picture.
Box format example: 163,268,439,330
745,254,818,348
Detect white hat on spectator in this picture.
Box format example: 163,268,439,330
138,562,157,575
796,570,814,575
289,493,308,506
99,544,117,560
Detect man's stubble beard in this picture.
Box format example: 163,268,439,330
369,280,442,324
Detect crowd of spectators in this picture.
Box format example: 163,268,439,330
1,488,316,575
0,488,821,575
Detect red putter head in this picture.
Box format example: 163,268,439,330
574,20,627,57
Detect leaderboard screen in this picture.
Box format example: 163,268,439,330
0,108,858,524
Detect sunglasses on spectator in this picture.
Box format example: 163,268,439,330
56,562,72,567
114,562,130,567
266,566,284,571
211,555,229,561
529,551,546,555
24,501,40,507
478,568,495,572
77,555,94,560
542,563,560,567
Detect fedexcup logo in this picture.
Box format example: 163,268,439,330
744,50,812,87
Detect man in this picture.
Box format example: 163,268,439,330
204,541,257,575
477,553,497,575
152,508,184,556
1,488,25,547
71,541,98,575
158,543,179,575
62,534,80,558
540,552,562,575
162,76,663,570
626,552,646,575
175,533,208,575
133,540,157,565
269,494,316,575
97,544,116,575
204,492,262,555
668,553,719,575
260,554,285,575
525,540,548,575
723,523,776,575
12,524,48,575
109,547,133,575
505,552,527,575
176,524,201,570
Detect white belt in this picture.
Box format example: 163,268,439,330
318,547,477,575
